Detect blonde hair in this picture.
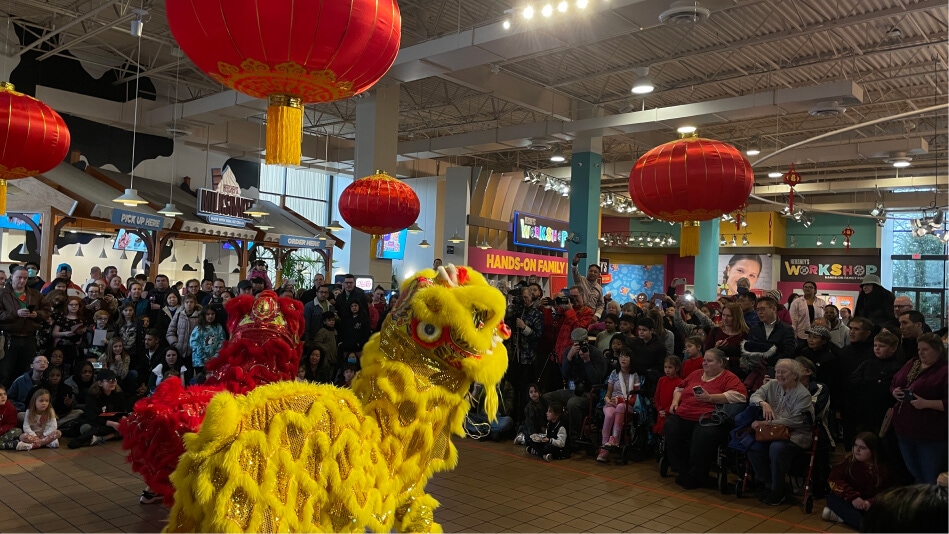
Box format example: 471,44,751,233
27,389,56,428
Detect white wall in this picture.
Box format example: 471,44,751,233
391,176,439,282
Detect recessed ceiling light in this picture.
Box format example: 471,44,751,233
768,171,783,178
677,126,696,134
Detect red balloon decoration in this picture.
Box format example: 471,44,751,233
0,82,72,215
338,171,421,236
628,137,754,256
166,0,401,166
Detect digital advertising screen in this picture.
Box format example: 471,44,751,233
112,229,147,252
375,229,407,260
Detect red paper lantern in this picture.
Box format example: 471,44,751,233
842,225,855,250
166,0,401,166
628,137,754,256
782,163,803,211
338,171,420,236
0,82,71,215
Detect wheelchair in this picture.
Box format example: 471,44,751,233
656,405,745,495
732,411,831,513
576,382,657,464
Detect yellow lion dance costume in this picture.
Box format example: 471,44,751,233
166,265,510,533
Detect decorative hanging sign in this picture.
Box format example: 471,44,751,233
111,208,165,231
841,225,855,249
782,163,803,212
512,212,570,252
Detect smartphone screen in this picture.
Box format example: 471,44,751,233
577,252,588,258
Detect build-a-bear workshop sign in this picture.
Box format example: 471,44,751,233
512,211,570,252
197,166,255,227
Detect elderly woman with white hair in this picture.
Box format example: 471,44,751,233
748,358,815,506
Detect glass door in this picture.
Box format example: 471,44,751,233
894,288,947,332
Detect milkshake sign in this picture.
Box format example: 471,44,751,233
512,211,570,252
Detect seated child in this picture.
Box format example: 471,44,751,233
824,432,895,529
525,403,568,462
0,385,23,449
514,383,547,446
17,389,62,450
653,355,681,435
681,336,704,377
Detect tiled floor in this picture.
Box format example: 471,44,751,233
0,438,855,533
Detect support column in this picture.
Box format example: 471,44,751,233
568,136,602,264
694,219,721,302
443,166,474,267
351,83,399,281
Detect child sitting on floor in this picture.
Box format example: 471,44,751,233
653,355,681,435
17,389,62,450
0,385,23,449
525,403,568,462
514,383,547,446
823,432,896,529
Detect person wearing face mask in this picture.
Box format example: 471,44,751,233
24,261,44,292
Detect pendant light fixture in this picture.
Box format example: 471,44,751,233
98,241,108,259
255,217,274,231
75,244,84,257
326,219,345,232
158,53,184,217
448,230,465,244
244,202,269,218
120,249,128,260
418,239,431,248
113,4,148,207
406,222,423,233
477,240,491,250
631,66,655,95
18,242,29,255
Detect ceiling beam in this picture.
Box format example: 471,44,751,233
14,0,120,58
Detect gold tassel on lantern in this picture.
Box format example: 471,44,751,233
0,179,7,216
680,220,700,257
266,95,303,166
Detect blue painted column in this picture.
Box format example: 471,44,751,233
694,219,721,302
568,136,602,264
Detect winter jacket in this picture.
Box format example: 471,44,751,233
854,284,895,326
166,306,203,363
845,354,905,430
312,327,338,368
0,287,51,336
828,456,894,504
790,296,827,340
0,401,18,435
189,323,226,368
8,372,41,411
747,320,797,365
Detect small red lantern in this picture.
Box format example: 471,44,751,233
166,0,401,166
338,171,420,236
0,82,71,215
629,137,754,256
782,163,803,212
842,225,855,249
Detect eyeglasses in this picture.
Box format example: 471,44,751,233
102,378,117,383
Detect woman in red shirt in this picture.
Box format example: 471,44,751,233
663,348,747,489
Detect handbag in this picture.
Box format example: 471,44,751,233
754,423,790,442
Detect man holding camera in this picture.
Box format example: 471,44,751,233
572,254,604,320
552,286,596,361
543,327,607,450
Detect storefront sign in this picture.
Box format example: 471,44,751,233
781,255,880,283
279,234,327,249
110,208,164,230
599,258,612,284
512,211,570,251
196,166,253,228
467,247,568,277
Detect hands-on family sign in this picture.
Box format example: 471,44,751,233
467,247,568,276
197,166,254,227
279,235,327,249
512,211,570,252
111,208,164,230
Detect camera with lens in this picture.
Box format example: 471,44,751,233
554,295,570,306
578,341,589,353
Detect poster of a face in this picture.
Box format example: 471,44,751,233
717,254,773,296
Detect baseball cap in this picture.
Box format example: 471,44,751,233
805,325,831,340
56,263,72,273
571,328,589,342
96,369,117,381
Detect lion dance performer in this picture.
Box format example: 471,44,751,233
124,265,509,533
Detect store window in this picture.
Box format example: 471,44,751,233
256,165,332,286
889,212,948,331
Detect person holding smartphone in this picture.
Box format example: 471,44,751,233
571,253,604,320
662,348,747,490
0,266,52,388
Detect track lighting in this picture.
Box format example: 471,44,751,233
829,236,838,245
815,236,823,246
741,234,749,246
869,201,885,217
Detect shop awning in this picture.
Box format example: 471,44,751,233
88,167,256,240
34,163,173,228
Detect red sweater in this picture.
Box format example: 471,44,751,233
828,456,893,503
681,355,703,378
553,305,595,362
653,375,678,434
674,369,746,421
0,401,18,436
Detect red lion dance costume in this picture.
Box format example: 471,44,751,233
121,291,304,504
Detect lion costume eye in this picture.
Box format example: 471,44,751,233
416,321,440,343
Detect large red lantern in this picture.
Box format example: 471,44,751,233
338,171,420,236
0,82,71,215
629,137,753,256
166,0,401,166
